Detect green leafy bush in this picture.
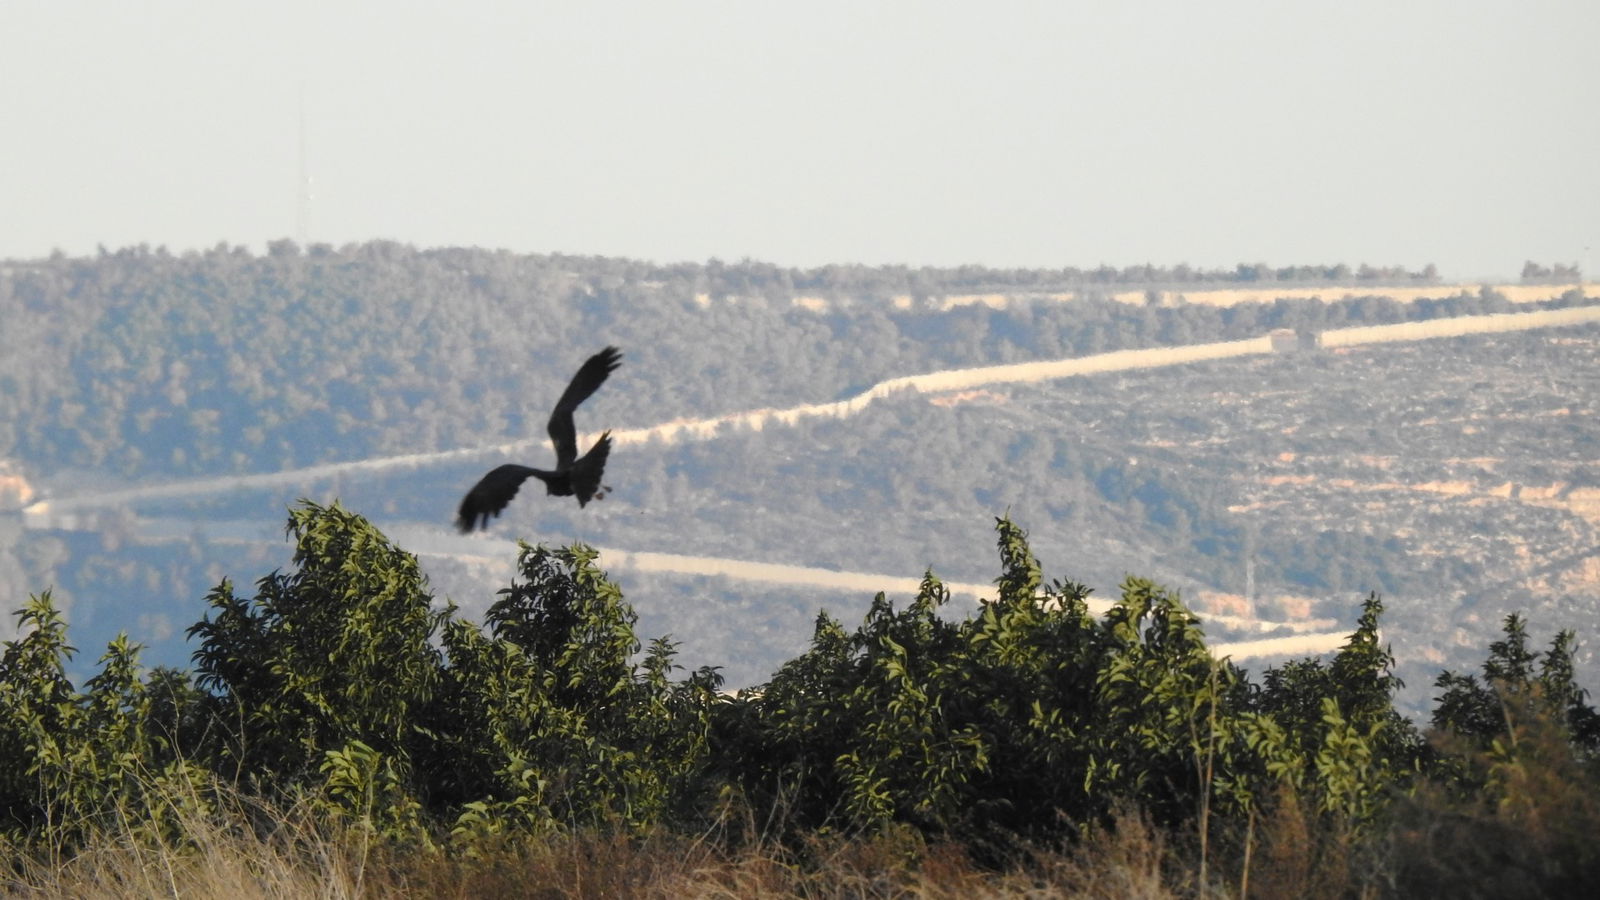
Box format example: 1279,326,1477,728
4,500,1599,896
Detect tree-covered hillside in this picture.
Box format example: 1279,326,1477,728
0,242,1563,480
2,242,1595,708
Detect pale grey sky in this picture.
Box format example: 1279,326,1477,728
2,0,1595,278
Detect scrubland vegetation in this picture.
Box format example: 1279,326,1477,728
4,501,1597,897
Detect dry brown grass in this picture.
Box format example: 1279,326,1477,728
1223,790,1368,900
5,794,366,899
4,793,1196,900
8,753,1598,899
0,789,1390,900
375,821,1180,900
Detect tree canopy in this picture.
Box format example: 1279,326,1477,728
4,501,1597,892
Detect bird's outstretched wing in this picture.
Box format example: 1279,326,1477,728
456,464,542,533
548,346,622,469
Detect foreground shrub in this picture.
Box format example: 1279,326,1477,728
4,501,1599,895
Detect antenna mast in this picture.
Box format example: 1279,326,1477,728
296,83,311,245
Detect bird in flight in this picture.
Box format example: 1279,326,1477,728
456,346,621,533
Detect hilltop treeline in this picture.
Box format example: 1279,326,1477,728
3,502,1597,895
1,243,1576,482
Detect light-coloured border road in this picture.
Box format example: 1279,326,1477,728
25,303,1599,518
22,303,1598,661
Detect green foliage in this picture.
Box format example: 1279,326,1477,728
737,566,1011,840
4,501,1598,891
1086,576,1235,822
727,522,1443,852
1244,593,1423,829
831,579,989,832
0,591,83,838
735,520,1248,844
188,500,443,787
431,542,718,841
1431,613,1600,802
315,739,428,845
1390,648,1600,895
0,593,214,850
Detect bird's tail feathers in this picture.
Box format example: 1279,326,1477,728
571,431,613,507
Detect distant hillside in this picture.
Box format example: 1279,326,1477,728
1,242,1588,482
2,243,1596,711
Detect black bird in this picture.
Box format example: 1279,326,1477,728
455,346,621,533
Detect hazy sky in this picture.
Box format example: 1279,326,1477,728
3,1,1595,278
